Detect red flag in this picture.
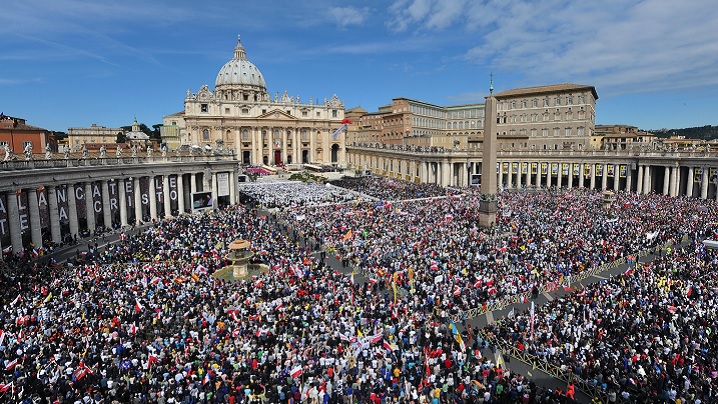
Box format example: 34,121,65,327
147,354,160,368
5,358,18,371
0,382,12,392
135,299,144,312
290,366,303,378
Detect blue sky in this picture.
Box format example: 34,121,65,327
2,0,718,132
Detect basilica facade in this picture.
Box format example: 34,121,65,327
163,36,347,167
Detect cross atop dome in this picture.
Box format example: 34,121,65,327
233,34,247,60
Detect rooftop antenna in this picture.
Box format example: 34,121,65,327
489,72,494,95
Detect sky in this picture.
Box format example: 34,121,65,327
2,0,718,133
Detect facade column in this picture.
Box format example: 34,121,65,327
190,173,197,194
614,169,620,191
419,162,427,184
7,190,23,255
28,188,42,248
497,163,503,189
211,172,218,208
118,179,128,226
636,164,643,195
163,175,171,217
177,174,186,214
686,167,694,197
102,181,112,230
67,184,79,238
626,166,633,193
85,182,95,233
601,164,608,190
47,185,62,244
701,168,709,199
662,166,670,195
643,165,651,195
134,177,142,224
149,175,157,221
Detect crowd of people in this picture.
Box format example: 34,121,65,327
485,239,718,403
2,174,717,403
327,177,456,202
239,181,358,209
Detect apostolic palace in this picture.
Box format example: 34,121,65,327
1,35,718,257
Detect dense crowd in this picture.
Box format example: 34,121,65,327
2,175,717,403
485,239,718,403
0,203,531,403
277,183,713,318
239,181,358,209
327,177,456,202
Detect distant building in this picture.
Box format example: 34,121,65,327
593,124,657,150
0,113,56,154
492,83,598,152
67,123,124,152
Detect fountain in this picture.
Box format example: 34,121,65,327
211,239,268,281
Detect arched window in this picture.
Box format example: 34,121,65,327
202,129,209,141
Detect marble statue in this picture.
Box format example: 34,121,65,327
131,145,137,157
24,143,33,160
3,144,12,161
99,144,106,159
81,145,88,159
63,145,70,159
161,144,167,157
116,145,122,158
146,145,153,157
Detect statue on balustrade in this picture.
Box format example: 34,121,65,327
146,145,153,158
131,145,137,157
99,144,106,159
161,144,167,157
81,145,88,159
3,144,12,161
63,145,70,159
116,145,122,158
24,143,33,160
45,143,52,160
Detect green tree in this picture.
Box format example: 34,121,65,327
116,131,126,143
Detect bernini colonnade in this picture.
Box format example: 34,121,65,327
346,144,718,200
0,155,237,258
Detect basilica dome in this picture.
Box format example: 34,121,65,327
215,36,267,91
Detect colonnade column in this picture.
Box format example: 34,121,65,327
614,168,620,191
534,164,541,188
686,167,694,197
636,164,643,195
546,166,552,189
134,178,142,224
67,184,79,238
601,164,608,190
556,165,563,189
626,167,633,193
118,179,128,227
442,161,451,187
163,175,171,217
85,182,95,233
177,174,186,214
211,172,218,208
643,165,651,195
701,169,709,199
102,180,112,230
229,171,236,205
507,164,513,189
7,191,23,255
149,176,157,221
497,163,503,189
190,173,197,194
28,188,42,248
662,166,670,195
672,166,680,197
567,164,574,189
525,165,531,188
589,164,596,189
47,185,62,244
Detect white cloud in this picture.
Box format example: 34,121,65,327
327,6,370,29
387,0,718,95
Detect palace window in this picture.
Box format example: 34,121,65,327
202,129,209,140
201,104,208,112
542,128,548,137
225,108,230,114
242,130,249,140
543,98,550,107
554,97,561,106
242,108,249,114
565,127,572,137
